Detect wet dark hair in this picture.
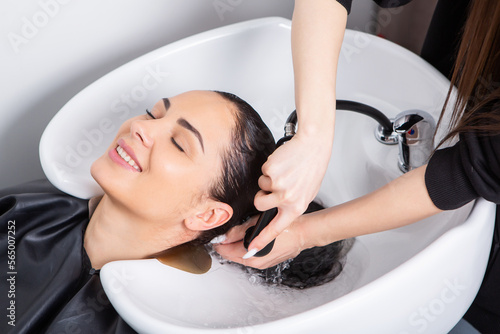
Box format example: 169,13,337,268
243,201,353,289
194,91,276,244
194,91,352,289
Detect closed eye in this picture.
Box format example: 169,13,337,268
171,138,184,152
145,109,156,119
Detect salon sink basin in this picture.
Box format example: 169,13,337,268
40,17,496,334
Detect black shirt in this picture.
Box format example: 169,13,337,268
424,104,500,333
336,0,413,14
426,131,500,210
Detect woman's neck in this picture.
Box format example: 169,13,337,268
83,195,192,269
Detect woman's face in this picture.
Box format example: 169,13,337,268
91,90,236,228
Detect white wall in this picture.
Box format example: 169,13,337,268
0,0,374,189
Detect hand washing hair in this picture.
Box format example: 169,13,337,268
184,92,352,288
254,201,353,289
221,201,353,289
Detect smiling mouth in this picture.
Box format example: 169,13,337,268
116,145,142,172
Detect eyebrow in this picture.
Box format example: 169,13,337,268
162,98,171,111
177,118,205,153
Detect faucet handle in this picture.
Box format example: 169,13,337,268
393,110,435,143
393,110,436,172
394,114,424,133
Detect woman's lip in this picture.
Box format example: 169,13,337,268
109,148,140,172
113,139,143,172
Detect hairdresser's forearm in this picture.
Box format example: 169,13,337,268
291,0,347,135
297,165,443,248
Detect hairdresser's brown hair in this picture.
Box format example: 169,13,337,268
435,0,500,148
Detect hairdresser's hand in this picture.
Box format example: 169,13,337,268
213,214,309,269
247,129,333,258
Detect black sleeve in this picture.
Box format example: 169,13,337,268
425,132,500,210
336,0,414,15
373,0,413,8
337,0,352,14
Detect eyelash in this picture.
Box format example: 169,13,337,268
145,109,185,153
171,138,184,152
145,109,156,119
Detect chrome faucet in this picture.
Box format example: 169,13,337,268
337,101,436,173
245,103,436,258
288,101,437,174
392,110,436,173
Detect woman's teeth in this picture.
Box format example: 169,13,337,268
116,145,141,172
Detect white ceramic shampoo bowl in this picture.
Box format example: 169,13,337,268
40,18,496,334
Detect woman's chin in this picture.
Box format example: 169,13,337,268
90,157,103,183
90,156,115,194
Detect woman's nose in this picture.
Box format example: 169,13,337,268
130,120,154,148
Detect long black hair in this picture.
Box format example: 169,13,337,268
241,201,353,289
194,91,276,244
194,91,351,289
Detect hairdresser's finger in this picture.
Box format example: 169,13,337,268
254,190,282,212
241,255,281,270
214,241,247,263
257,174,273,192
222,216,258,244
247,209,296,253
215,242,277,269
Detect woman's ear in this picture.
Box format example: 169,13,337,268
184,201,233,231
